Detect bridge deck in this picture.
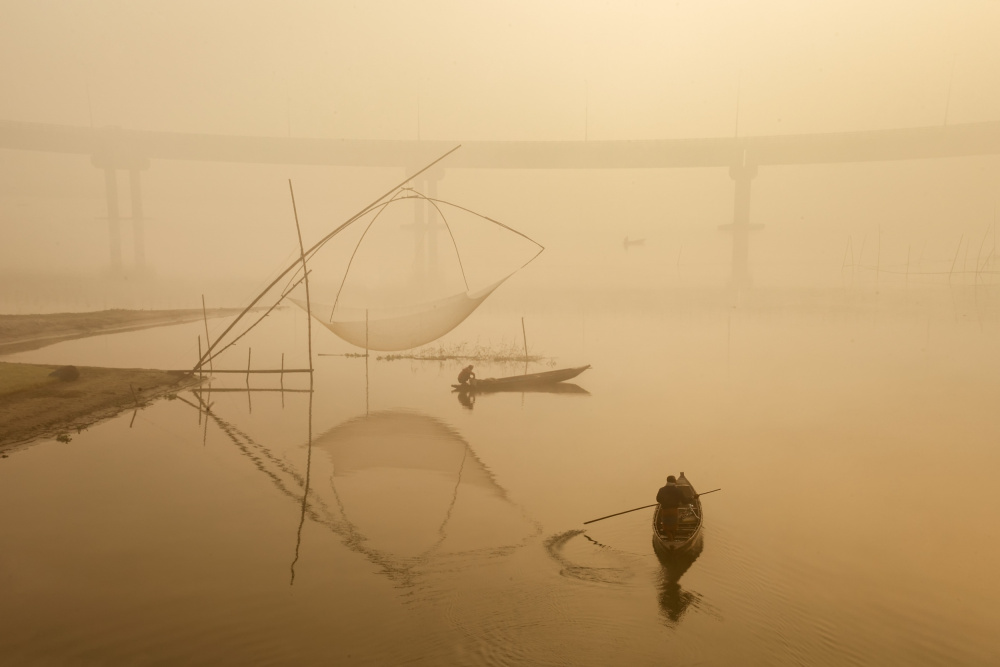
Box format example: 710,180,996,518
3,120,1000,170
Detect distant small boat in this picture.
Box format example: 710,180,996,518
452,365,591,393
652,472,703,555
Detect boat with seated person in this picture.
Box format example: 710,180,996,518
451,365,591,393
652,472,703,555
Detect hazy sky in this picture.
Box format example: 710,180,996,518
3,1,1000,140
2,1,999,293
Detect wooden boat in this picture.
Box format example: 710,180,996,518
452,365,591,393
652,472,703,555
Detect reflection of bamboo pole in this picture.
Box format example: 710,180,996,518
281,353,285,391
290,354,314,586
197,336,203,381
192,388,312,394
193,146,461,373
201,295,214,374
289,180,313,387
246,348,252,386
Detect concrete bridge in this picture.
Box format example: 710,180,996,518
3,119,1000,284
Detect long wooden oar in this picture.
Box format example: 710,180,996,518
583,488,722,525
583,504,657,525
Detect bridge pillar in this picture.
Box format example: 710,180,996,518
104,168,123,275
405,169,444,286
129,169,145,273
721,163,761,289
92,127,149,276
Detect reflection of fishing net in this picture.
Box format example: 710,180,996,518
292,189,543,351
313,410,535,559
316,410,501,490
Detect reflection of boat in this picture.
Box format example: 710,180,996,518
652,472,703,555
456,383,589,410
452,365,591,393
656,533,704,626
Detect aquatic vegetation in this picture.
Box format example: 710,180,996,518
377,340,548,363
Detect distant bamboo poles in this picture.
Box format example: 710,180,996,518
842,223,999,284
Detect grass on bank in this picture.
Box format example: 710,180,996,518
0,362,58,398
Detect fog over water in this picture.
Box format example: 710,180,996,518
2,2,1000,665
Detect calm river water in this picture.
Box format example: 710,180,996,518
2,284,999,666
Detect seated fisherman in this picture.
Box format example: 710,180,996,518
656,475,683,539
457,364,476,385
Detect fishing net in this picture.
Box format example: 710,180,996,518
290,273,510,351
290,188,543,351
193,152,542,370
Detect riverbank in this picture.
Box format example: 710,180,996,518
0,361,197,451
0,308,233,450
0,308,243,355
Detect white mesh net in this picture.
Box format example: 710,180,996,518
290,273,510,351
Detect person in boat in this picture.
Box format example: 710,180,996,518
656,475,684,539
457,364,476,386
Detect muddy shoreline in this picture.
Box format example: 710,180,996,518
0,362,199,452
0,309,231,451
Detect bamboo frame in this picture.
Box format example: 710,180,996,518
192,145,461,372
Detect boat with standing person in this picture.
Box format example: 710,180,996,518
652,472,703,555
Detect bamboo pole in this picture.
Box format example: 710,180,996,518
197,336,203,381
192,146,461,372
201,295,214,374
521,316,528,360
289,179,313,387
202,271,308,368
281,352,285,391
172,368,311,374
191,388,312,394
